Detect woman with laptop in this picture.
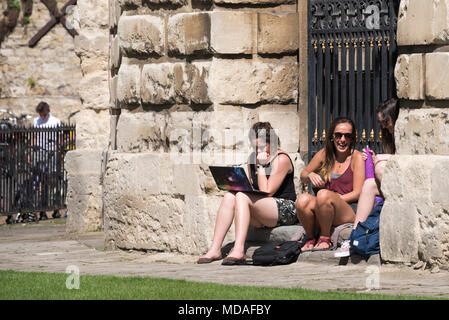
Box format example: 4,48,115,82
197,122,298,265
295,117,365,252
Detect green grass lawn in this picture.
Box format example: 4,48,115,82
0,270,438,300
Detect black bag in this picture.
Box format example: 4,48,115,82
252,241,301,266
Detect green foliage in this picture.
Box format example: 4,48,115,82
9,1,21,10
27,78,35,88
24,17,31,24
0,270,439,300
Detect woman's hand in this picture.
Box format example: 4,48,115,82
308,172,324,188
256,151,270,166
361,148,375,161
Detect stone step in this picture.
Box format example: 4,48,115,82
223,224,381,267
243,244,381,267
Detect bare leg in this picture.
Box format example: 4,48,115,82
314,189,355,249
296,194,317,250
199,192,236,260
353,178,380,229
227,192,278,260
374,158,390,182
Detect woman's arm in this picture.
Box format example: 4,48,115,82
300,149,325,187
256,154,292,196
340,150,365,203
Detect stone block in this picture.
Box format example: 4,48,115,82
79,70,110,110
431,157,449,205
394,54,424,100
140,62,211,105
110,35,121,71
65,149,103,176
104,152,163,195
257,12,298,54
190,62,212,104
141,63,189,104
209,58,298,104
380,155,449,266
65,149,105,234
258,109,300,153
168,13,211,55
395,108,449,155
102,152,232,254
118,15,164,56
73,109,111,150
109,75,118,106
66,193,103,233
78,0,109,29
210,12,253,54
397,0,449,46
425,53,449,100
117,63,141,106
116,111,168,152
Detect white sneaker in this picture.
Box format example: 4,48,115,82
334,240,351,258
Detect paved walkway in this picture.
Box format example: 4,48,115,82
1,221,449,299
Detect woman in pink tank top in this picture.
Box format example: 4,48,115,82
296,117,365,251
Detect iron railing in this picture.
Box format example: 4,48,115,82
0,124,76,216
308,0,400,160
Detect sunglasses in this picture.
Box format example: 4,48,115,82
333,132,352,140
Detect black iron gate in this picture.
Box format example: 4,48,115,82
308,0,399,159
0,125,76,216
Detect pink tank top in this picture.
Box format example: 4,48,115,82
325,158,354,195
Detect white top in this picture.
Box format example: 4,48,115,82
33,113,61,128
33,113,61,151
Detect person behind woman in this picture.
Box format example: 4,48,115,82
335,98,399,257
296,117,365,252
197,122,298,265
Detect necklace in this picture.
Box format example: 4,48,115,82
336,157,349,169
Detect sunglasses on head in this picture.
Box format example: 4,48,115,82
333,132,352,139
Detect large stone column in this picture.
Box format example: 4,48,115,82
65,0,110,233
380,0,449,267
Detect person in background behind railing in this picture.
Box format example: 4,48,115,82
33,101,61,221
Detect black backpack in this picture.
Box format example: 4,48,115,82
252,241,301,266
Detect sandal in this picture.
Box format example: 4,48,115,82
301,238,316,252
312,237,333,252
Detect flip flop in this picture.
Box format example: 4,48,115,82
197,255,222,264
312,237,333,252
221,257,247,266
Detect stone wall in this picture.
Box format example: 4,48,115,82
0,0,82,122
105,0,304,254
65,0,110,233
381,0,449,267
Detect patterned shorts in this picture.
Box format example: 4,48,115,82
274,198,298,227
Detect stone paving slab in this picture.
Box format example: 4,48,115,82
0,222,448,299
